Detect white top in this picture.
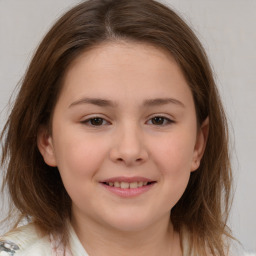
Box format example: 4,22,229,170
0,223,88,256
0,223,246,256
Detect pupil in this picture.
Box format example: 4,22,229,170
91,118,103,125
152,117,164,125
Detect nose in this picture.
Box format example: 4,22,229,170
109,124,149,166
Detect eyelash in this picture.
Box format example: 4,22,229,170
81,117,110,126
146,116,174,126
81,116,174,127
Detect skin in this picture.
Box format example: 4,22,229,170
38,41,209,256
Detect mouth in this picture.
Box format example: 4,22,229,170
100,177,157,197
102,181,156,189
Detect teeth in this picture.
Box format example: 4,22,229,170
120,182,129,189
114,181,120,188
138,181,143,187
129,182,138,189
106,181,151,188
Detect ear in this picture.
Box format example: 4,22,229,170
37,126,57,167
191,117,209,172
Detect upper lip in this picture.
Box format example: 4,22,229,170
101,176,155,183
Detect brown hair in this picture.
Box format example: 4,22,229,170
1,0,233,254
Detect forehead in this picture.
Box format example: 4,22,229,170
66,41,178,80
69,40,175,69
60,41,192,105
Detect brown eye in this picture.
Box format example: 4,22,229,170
148,116,173,126
151,117,165,125
90,118,104,126
82,117,109,126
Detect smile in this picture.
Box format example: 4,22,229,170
103,181,154,189
100,177,157,197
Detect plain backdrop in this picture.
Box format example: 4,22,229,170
0,0,255,253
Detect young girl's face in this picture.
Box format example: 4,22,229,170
38,42,207,232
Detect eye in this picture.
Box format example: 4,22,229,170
147,116,173,126
81,117,109,126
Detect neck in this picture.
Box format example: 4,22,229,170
71,213,182,256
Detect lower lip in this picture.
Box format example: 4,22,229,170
101,183,155,198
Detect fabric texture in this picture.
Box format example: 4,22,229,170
0,223,88,256
0,223,245,255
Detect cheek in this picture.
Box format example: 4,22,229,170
150,133,195,205
53,132,109,179
152,133,195,174
165,172,190,210
160,146,192,208
52,133,110,209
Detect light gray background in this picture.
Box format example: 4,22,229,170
0,0,255,253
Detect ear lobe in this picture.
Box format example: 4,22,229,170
191,117,209,172
37,126,57,167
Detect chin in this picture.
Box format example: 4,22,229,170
101,212,161,233
110,221,151,233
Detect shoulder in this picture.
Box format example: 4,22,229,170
0,223,51,256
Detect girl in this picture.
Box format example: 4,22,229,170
0,0,236,255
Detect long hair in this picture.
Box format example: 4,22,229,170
1,0,233,254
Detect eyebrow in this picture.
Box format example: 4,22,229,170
69,97,185,108
143,98,185,108
69,98,117,108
